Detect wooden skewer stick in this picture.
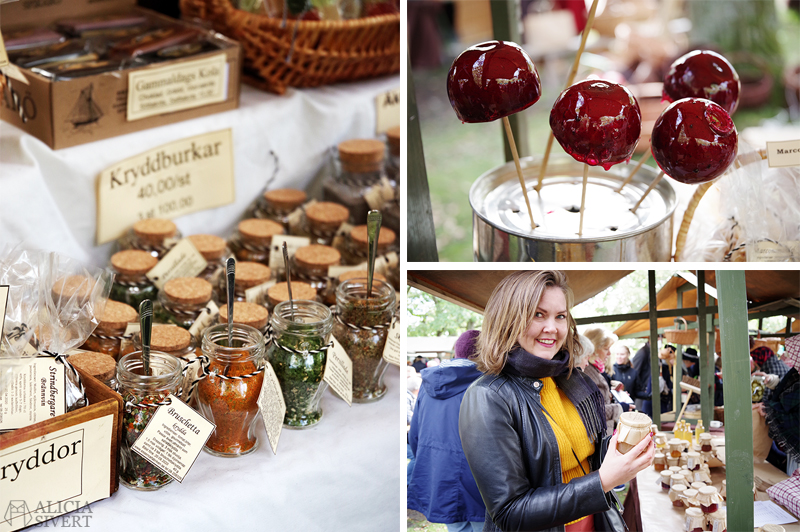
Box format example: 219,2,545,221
503,116,536,229
578,163,589,236
616,149,652,193
630,171,665,214
535,0,600,192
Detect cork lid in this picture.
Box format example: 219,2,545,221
263,188,307,210
338,270,387,283
111,249,158,275
218,302,269,330
235,261,271,288
338,139,385,172
267,281,316,307
350,225,396,249
97,300,138,330
67,351,116,382
163,277,213,305
305,201,349,227
133,218,177,242
295,245,341,269
386,126,400,156
52,275,95,303
238,218,284,245
150,324,192,352
187,234,227,260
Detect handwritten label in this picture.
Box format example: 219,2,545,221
375,87,400,135
131,394,214,483
245,280,276,304
268,235,311,272
382,318,401,366
0,357,65,431
96,129,235,244
287,199,315,234
374,251,399,277
188,301,219,339
766,139,800,168
257,363,285,455
323,336,353,406
127,53,228,121
119,322,140,355
0,285,8,334
146,238,208,289
752,240,799,262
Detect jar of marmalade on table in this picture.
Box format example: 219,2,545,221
653,452,666,471
697,486,722,514
229,218,284,265
669,484,688,507
684,507,706,532
708,508,726,532
117,218,180,259
82,300,138,360
109,250,158,308
253,188,307,232
699,432,713,452
323,138,385,225
300,201,350,246
660,470,673,491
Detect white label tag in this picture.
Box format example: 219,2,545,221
331,222,354,251
382,318,401,366
0,414,113,531
364,178,395,211
95,129,235,245
766,139,800,168
268,235,311,272
373,251,398,276
145,238,208,289
0,285,8,334
322,336,353,406
287,199,315,234
130,394,214,483
127,53,228,121
188,301,220,339
375,87,400,135
245,280,276,305
0,357,66,431
752,240,800,262
257,363,285,455
119,322,140,356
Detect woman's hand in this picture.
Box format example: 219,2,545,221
598,431,655,492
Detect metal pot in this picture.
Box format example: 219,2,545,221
471,155,676,261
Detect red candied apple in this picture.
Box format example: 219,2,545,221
447,41,541,123
663,50,740,115
650,98,738,185
549,80,642,171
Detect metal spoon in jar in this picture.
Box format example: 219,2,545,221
226,257,235,348
282,241,295,322
139,299,153,376
366,210,382,299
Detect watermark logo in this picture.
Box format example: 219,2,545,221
4,500,32,527
3,500,93,528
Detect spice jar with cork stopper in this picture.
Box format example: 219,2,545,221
265,281,318,313
300,201,350,246
252,188,308,231
684,507,706,532
340,224,397,266
187,234,232,287
382,126,401,235
291,244,341,301
218,301,269,335
117,218,181,259
67,351,117,388
228,218,285,265
109,250,158,308
155,277,215,330
328,270,387,305
323,138,386,224
219,261,272,302
82,300,138,360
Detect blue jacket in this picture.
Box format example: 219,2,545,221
408,359,486,524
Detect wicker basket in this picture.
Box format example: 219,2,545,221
664,317,698,346
180,0,400,94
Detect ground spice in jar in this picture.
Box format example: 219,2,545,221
67,351,117,387
255,188,308,231
109,250,158,308
187,234,231,286
266,281,317,312
341,224,397,266
82,300,138,360
218,301,270,332
327,270,387,305
230,218,284,265
156,276,214,329
222,261,272,302
303,201,350,246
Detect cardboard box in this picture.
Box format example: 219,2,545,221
0,368,123,532
0,0,241,149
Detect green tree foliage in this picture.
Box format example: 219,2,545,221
406,287,483,337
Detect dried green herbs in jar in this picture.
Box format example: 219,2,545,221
267,300,333,428
332,278,396,403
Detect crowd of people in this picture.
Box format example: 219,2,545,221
406,270,799,532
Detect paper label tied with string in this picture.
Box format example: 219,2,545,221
323,336,353,406
245,280,276,305
268,235,310,272
188,301,220,339
382,317,401,366
131,394,214,483
0,357,66,431
257,362,285,455
145,238,208,290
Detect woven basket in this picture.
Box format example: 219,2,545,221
179,0,400,94
664,317,698,346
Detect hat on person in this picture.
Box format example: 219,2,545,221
455,329,480,359
683,347,699,362
750,346,775,367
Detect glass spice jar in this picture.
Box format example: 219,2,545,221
669,484,688,507
187,234,232,288
326,270,387,305
699,432,713,452
322,138,386,225
253,188,308,231
155,277,215,330
117,350,182,491
82,299,138,360
708,508,726,532
291,244,341,301
196,323,266,457
117,218,181,259
219,261,272,303
653,452,666,471
109,250,158,308
684,507,706,532
267,300,334,429
218,301,270,335
660,470,673,491
382,126,400,236
332,278,396,403
266,281,318,313
341,224,397,266
67,351,117,388
300,201,350,246
228,218,285,265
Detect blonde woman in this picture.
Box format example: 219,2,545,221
459,271,654,532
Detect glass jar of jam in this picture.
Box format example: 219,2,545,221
219,261,272,303
218,301,270,335
669,484,688,507
699,432,713,452
228,218,284,265
691,481,706,492
686,451,703,471
684,507,705,532
669,466,682,474
660,470,673,491
187,234,232,288
109,250,158,308
653,452,666,471
266,281,318,314
196,323,266,457
697,486,721,514
667,456,680,468
340,224,397,266
300,201,350,246
117,350,182,490
655,432,668,449
694,464,712,484
253,188,307,231
67,351,117,388
682,489,700,508
616,411,652,453
668,437,686,458
291,244,341,301
156,277,215,330
671,472,690,488
323,138,385,225
709,508,726,532
82,300,138,360
116,218,181,259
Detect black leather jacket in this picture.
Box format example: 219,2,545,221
459,371,619,532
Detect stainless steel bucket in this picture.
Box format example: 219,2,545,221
470,155,676,261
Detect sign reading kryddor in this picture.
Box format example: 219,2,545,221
127,53,227,121
95,129,235,245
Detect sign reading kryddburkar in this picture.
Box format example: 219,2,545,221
0,415,113,532
95,129,235,245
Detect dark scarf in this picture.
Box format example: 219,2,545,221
504,346,607,443
764,368,799,464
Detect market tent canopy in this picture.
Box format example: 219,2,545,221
407,270,633,314
407,336,458,355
